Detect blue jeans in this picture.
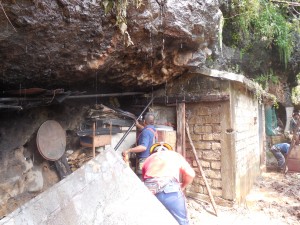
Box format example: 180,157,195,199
270,147,286,170
155,183,189,225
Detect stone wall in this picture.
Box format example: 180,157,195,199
185,102,225,200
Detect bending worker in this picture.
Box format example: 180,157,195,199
142,142,195,225
122,112,157,179
270,142,290,173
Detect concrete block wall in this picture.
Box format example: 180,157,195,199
185,103,223,198
231,85,262,202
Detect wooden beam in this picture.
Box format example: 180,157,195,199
92,122,96,158
176,103,186,157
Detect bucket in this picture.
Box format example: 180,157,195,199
154,125,176,151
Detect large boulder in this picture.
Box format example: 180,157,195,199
0,0,221,91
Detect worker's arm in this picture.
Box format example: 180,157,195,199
181,171,195,190
136,120,144,130
179,155,196,190
122,145,146,156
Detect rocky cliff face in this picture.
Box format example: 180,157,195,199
0,0,221,91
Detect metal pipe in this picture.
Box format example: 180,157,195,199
0,104,23,110
114,96,154,151
66,92,145,99
0,92,145,102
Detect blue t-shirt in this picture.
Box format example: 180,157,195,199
274,143,290,154
137,125,156,159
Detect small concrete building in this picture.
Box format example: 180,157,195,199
151,68,274,204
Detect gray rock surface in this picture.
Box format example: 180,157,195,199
0,0,221,91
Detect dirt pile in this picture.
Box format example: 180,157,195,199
187,171,300,225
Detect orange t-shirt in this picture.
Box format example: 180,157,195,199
142,150,195,181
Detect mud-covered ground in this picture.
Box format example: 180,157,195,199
187,171,300,225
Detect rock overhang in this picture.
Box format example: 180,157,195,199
0,0,221,92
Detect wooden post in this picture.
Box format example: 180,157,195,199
92,121,96,158
109,121,112,145
176,103,186,157
186,121,218,216
285,117,300,172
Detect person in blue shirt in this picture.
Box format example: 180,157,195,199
270,143,290,173
289,111,300,135
123,112,157,179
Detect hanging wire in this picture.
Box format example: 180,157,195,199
0,1,17,32
151,68,154,108
165,80,169,105
95,72,98,105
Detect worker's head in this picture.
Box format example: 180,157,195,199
144,112,155,125
150,142,173,154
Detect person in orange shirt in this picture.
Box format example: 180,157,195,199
142,142,195,225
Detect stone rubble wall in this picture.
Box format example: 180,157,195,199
186,103,223,198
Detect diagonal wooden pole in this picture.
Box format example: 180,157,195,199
186,121,218,216
92,121,96,158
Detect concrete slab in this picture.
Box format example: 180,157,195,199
0,149,178,225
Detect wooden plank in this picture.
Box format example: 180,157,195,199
176,103,185,156
54,153,72,180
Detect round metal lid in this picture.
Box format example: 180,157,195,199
36,120,66,161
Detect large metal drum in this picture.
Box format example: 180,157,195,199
36,120,66,161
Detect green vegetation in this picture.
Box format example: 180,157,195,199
254,70,279,90
222,0,299,68
102,0,143,46
102,0,143,34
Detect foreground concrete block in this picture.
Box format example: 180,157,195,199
0,149,178,225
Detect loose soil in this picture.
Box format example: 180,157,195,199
187,171,300,225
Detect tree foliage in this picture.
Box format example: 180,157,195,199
222,0,299,68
